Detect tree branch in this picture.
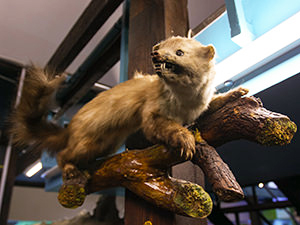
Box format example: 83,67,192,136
57,96,297,218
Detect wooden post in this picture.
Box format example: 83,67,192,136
127,0,189,77
125,0,190,224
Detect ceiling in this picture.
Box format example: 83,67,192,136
0,0,224,87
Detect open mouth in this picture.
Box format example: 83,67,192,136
153,61,177,77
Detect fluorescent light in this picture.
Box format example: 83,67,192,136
25,161,43,177
93,82,111,91
214,10,300,87
241,52,300,96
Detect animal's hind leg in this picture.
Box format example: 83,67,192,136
56,148,90,208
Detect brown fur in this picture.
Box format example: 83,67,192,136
10,66,68,153
10,36,217,175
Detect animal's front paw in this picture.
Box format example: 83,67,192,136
229,87,249,98
168,128,196,160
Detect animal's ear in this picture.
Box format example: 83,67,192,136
203,45,215,61
187,29,192,38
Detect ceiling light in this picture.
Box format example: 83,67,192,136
258,182,264,189
214,10,300,87
25,160,43,177
267,181,278,189
241,52,300,96
93,82,111,91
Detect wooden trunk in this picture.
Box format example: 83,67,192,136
125,0,203,224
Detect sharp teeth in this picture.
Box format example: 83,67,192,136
158,62,174,71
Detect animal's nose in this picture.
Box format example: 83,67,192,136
151,51,162,63
151,51,159,56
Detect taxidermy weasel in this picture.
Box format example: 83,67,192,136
11,36,247,177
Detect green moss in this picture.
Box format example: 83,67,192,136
257,118,297,146
173,182,212,218
57,184,86,208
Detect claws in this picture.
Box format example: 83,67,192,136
180,147,194,160
183,148,195,160
168,129,195,160
180,148,184,157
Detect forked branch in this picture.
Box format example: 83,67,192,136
58,96,297,218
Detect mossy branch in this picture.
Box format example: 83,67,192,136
57,96,297,218
197,96,297,147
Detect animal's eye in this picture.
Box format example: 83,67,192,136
176,50,184,56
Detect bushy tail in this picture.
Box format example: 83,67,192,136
10,66,68,154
